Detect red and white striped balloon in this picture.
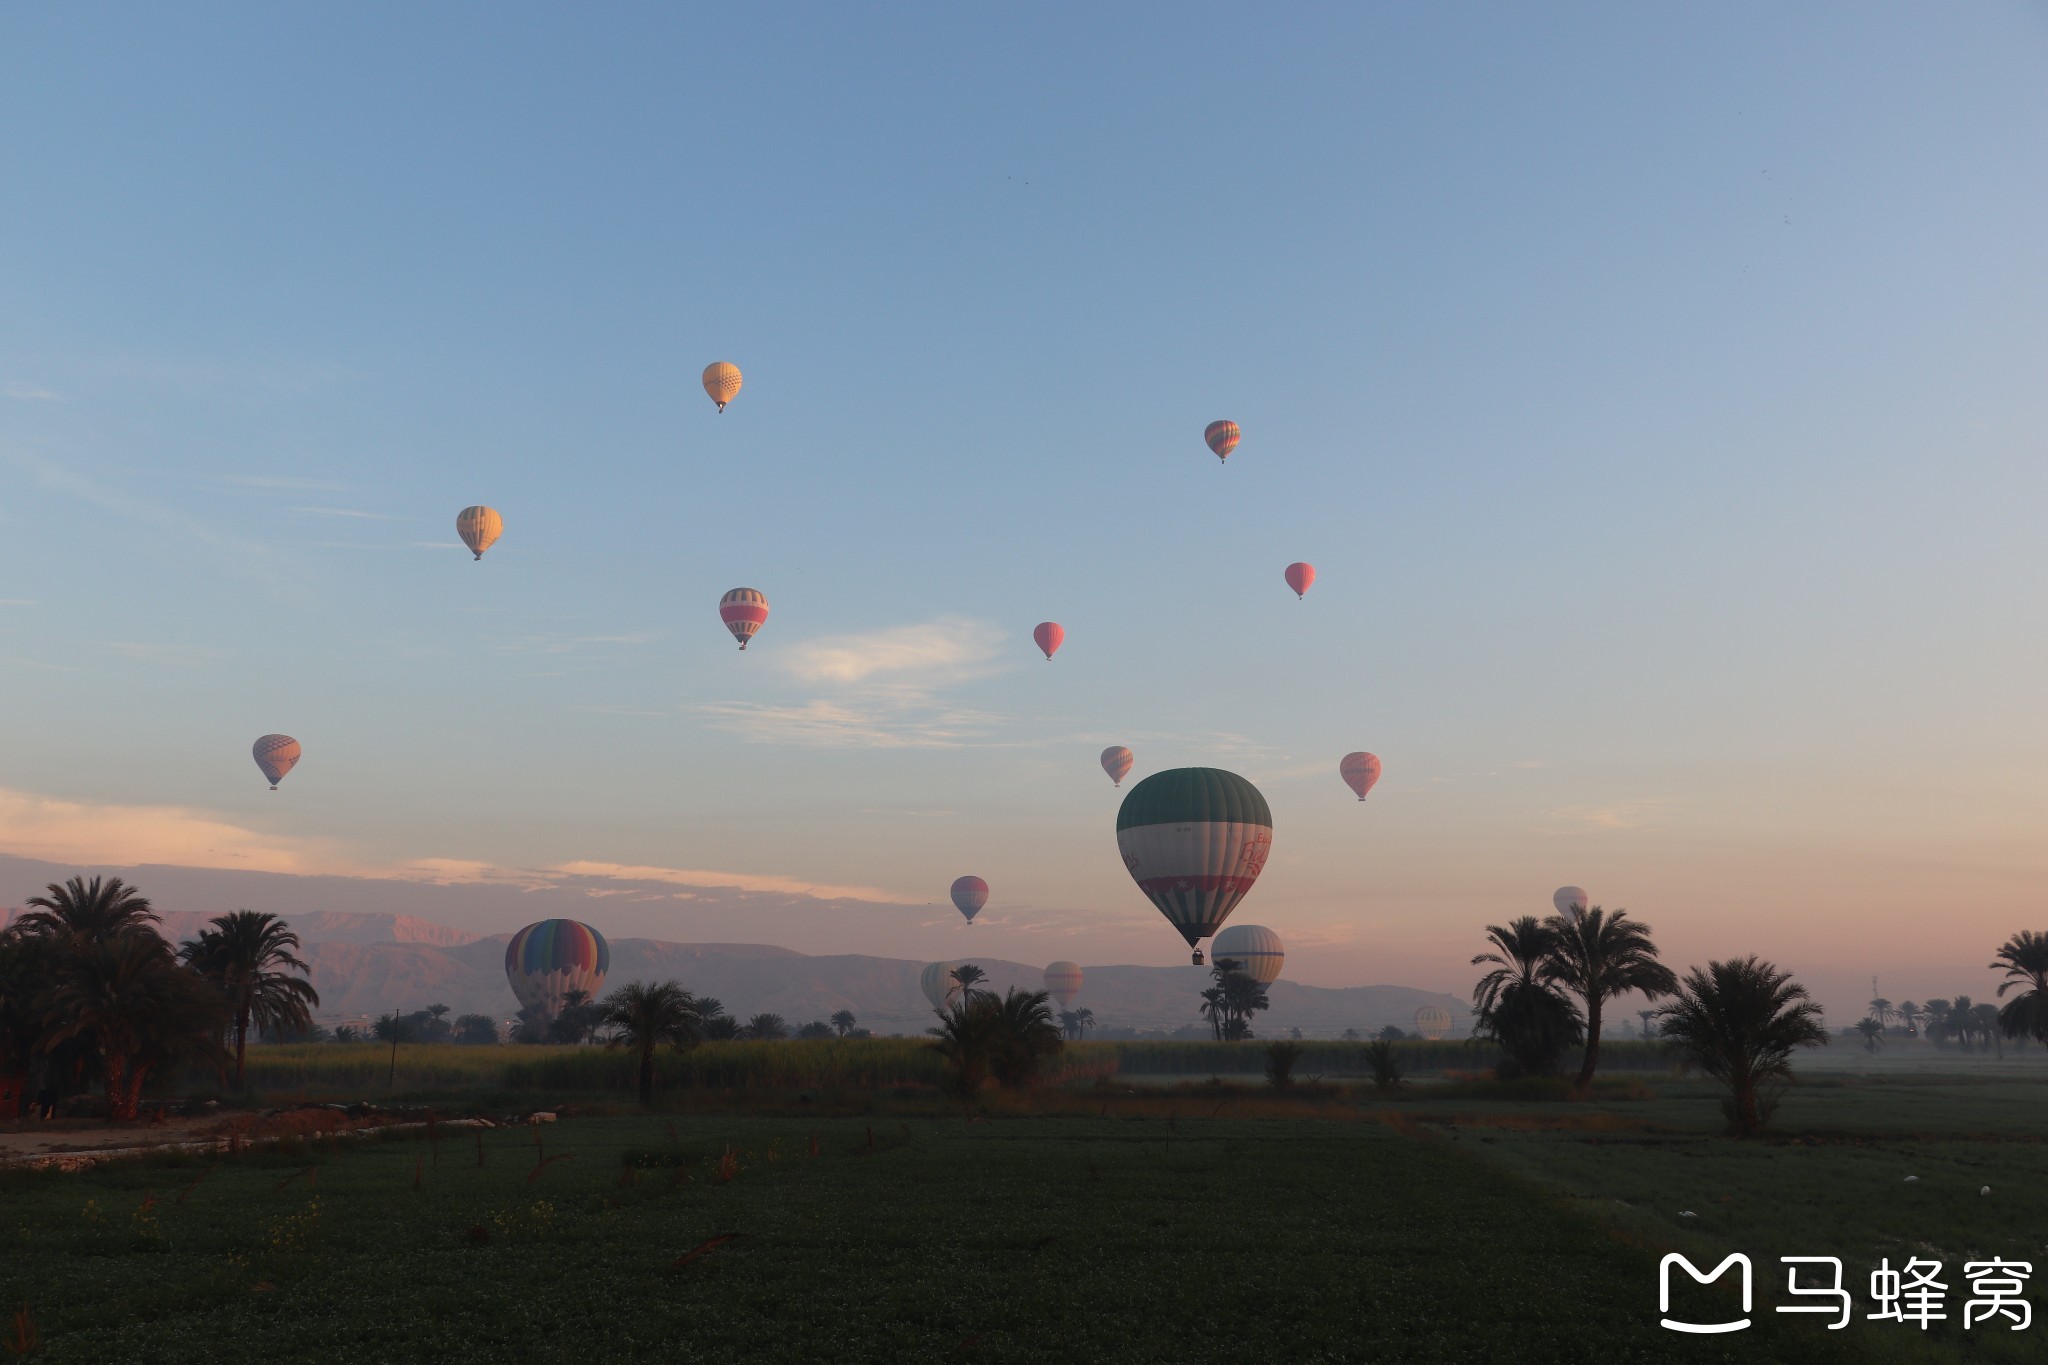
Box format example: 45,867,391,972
1100,746,1134,788
719,588,769,650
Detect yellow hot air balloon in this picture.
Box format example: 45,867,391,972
456,506,502,561
702,362,743,412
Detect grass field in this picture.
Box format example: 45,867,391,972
3,1069,2043,1362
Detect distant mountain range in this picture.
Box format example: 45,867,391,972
1,900,1471,1039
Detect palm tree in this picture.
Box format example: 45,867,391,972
1544,908,1678,1087
1058,1007,1094,1041
1990,931,2048,1044
1923,998,1953,1046
16,876,159,942
598,980,700,1104
1471,918,1582,1078
1654,957,1827,1136
989,989,1063,1086
39,931,227,1119
950,965,990,1001
1855,1017,1885,1053
830,1009,858,1038
1868,996,1895,1032
1637,1008,1658,1040
1896,1000,1921,1038
1971,1002,2003,1057
927,994,1002,1093
178,911,319,1088
742,1013,788,1041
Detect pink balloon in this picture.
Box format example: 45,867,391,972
1033,621,1064,660
1340,751,1381,801
1285,563,1315,599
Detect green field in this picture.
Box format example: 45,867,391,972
4,1068,2044,1363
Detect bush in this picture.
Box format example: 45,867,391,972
1264,1041,1303,1090
1362,1040,1404,1094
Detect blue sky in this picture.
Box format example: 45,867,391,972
3,4,2046,1009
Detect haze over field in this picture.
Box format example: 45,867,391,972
3,6,2046,1021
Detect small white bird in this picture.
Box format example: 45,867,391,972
1680,1211,1698,1218
1904,1176,1919,1183
1982,1186,1991,1196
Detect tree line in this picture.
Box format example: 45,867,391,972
0,877,318,1119
1469,907,2048,1135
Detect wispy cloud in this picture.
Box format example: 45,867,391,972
696,699,1007,749
102,641,234,666
292,506,398,521
550,860,906,904
3,380,62,401
0,599,36,607
784,618,1003,686
496,631,661,657
0,788,357,875
0,786,922,904
206,474,355,493
15,454,275,567
1547,799,1674,831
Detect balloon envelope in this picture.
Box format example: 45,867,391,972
702,361,742,411
950,876,988,923
252,734,301,789
504,919,610,1018
919,961,961,1011
1204,420,1241,462
456,506,502,560
1340,752,1382,801
1033,622,1064,660
1211,924,1284,986
1044,961,1084,1008
720,588,769,649
1116,767,1273,958
1284,562,1315,599
1100,746,1133,788
1414,1005,1453,1040
1553,886,1589,919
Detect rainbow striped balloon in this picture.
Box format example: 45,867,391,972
505,919,611,1018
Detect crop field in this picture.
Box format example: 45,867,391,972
229,1037,1688,1099
3,1070,2043,1363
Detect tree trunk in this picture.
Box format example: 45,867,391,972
235,1002,251,1089
104,1051,140,1122
638,1046,654,1105
1575,995,1603,1088
1733,1077,1759,1137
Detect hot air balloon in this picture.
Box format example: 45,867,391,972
1033,622,1064,660
719,588,769,650
1553,886,1589,920
1284,562,1315,599
950,876,988,924
1211,924,1284,986
919,961,962,1012
1100,746,1133,788
455,506,502,561
1340,752,1381,801
1413,1005,1453,1040
1044,961,1084,1008
252,734,300,790
505,919,610,1019
1116,767,1273,965
702,361,742,412
1204,420,1240,463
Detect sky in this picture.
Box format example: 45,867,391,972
2,4,2046,1020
